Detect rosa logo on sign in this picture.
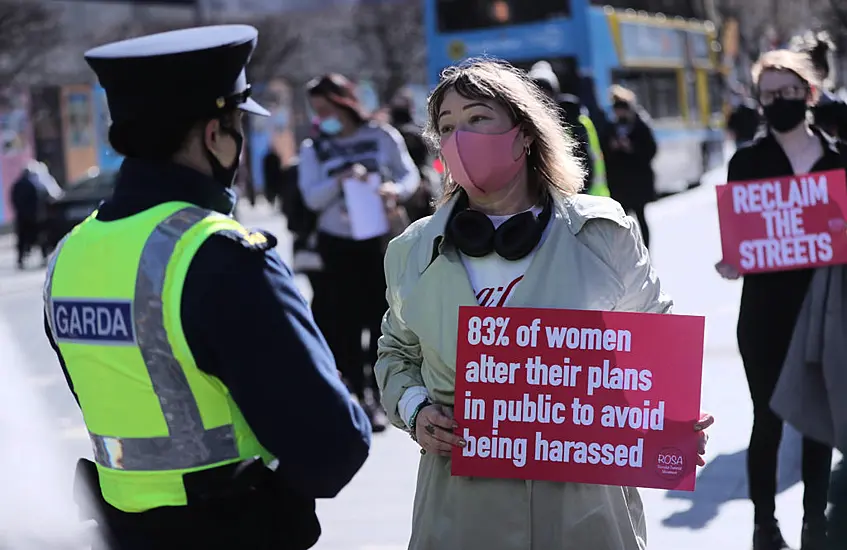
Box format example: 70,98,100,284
656,447,685,479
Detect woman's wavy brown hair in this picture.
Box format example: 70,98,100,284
424,58,586,204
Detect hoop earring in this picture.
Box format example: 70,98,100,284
524,143,531,157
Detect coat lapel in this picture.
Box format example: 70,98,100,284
401,250,477,375
509,210,623,311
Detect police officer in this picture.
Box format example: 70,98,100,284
528,61,603,195
42,25,372,550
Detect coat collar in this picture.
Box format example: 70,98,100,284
98,158,237,222
818,127,842,155
756,125,842,157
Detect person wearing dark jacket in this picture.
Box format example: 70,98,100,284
791,31,847,140
727,90,763,147
715,49,834,550
389,98,436,221
603,85,657,248
10,164,50,269
43,26,370,550
262,149,283,206
528,61,594,192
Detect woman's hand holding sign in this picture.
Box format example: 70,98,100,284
416,404,466,456
714,260,741,280
828,218,847,233
694,412,715,467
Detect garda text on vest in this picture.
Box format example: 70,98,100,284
51,299,135,344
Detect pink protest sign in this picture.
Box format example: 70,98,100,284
716,169,847,274
451,306,705,492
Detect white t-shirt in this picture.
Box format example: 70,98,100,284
460,206,544,307
398,207,548,428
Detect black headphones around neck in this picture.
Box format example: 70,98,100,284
446,191,553,261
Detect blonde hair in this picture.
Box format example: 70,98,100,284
609,84,636,106
752,49,820,91
424,58,586,203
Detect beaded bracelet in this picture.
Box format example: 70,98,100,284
408,399,431,442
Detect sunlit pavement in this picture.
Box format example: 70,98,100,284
0,179,831,549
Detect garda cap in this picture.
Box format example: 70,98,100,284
84,24,270,124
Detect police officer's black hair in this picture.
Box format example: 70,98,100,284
109,110,238,160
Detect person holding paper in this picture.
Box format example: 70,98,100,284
375,58,713,550
715,49,841,550
298,74,420,433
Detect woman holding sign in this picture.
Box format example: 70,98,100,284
715,50,840,550
376,59,713,550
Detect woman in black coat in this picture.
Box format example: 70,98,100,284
603,85,657,248
715,49,838,550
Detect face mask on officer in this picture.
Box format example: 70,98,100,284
204,113,244,187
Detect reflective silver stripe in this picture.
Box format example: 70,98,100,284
43,234,69,339
49,206,240,471
90,425,238,472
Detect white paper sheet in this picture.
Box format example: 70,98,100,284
342,174,390,240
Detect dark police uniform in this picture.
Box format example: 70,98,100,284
43,25,371,550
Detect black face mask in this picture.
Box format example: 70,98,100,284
762,98,807,133
205,123,244,188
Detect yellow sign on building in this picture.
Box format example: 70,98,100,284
448,40,467,61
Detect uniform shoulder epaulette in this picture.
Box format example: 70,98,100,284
216,226,277,252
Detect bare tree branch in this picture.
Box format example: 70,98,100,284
0,0,62,85
242,16,302,84
94,13,188,46
93,12,302,85
350,0,425,101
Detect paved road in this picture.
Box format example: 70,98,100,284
0,187,828,549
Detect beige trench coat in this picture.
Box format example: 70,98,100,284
375,193,673,550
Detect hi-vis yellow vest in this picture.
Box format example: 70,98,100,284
44,201,273,513
579,114,610,197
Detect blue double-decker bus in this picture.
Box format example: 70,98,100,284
425,0,726,194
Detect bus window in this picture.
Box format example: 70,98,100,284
686,70,699,123
436,0,571,33
612,69,682,121
707,73,724,116
590,0,704,18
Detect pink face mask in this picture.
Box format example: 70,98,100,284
440,126,526,195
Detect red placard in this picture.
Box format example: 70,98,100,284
715,169,847,274
451,306,705,491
